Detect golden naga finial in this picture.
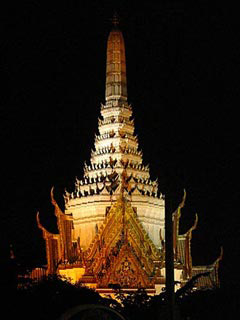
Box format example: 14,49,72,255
217,246,224,262
36,211,56,237
50,186,56,206
36,212,45,231
184,213,198,238
50,186,65,217
191,213,198,231
179,188,187,209
172,189,186,220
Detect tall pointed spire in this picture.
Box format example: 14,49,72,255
63,21,164,252
105,16,127,104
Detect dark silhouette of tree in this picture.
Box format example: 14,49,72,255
114,288,152,320
2,272,238,320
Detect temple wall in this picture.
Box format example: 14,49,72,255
59,267,85,283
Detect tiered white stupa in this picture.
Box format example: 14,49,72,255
63,23,165,250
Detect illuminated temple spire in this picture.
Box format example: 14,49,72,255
105,15,127,104
36,19,222,293
88,21,145,178
61,21,165,251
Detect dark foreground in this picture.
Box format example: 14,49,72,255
1,273,239,320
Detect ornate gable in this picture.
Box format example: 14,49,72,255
83,195,163,289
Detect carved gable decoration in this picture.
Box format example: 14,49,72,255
84,196,162,288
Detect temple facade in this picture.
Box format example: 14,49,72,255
37,22,222,294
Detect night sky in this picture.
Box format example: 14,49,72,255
1,2,238,289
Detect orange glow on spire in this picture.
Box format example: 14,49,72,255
105,24,127,103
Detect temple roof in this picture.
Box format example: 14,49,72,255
83,194,163,288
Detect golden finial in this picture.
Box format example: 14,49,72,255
36,212,44,231
218,246,224,262
111,12,120,27
179,188,187,209
50,186,56,205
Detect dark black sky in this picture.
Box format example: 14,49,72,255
1,1,239,288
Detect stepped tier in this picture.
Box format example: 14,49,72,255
94,133,139,152
65,173,160,201
91,151,142,165
83,161,150,181
65,165,165,249
64,26,165,250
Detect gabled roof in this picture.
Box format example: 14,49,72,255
192,247,223,289
84,195,163,288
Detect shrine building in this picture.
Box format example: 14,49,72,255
37,20,222,294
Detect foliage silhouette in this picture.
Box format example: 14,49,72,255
1,272,238,320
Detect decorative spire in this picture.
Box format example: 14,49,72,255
105,18,127,104
111,12,120,28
